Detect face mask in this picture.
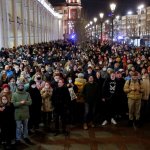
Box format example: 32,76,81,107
37,77,41,80
68,79,72,83
45,85,49,89
54,78,59,82
109,59,112,63
2,99,8,104
99,61,102,65
11,82,16,85
102,67,107,71
31,85,36,88
137,61,141,64
15,68,19,72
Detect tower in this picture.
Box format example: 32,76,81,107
66,0,82,35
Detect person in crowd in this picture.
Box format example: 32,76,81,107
0,84,12,102
13,64,21,80
51,73,61,89
100,66,109,79
12,81,33,145
0,83,16,145
28,80,42,132
84,66,96,80
34,72,45,91
44,67,53,82
41,82,53,130
74,73,86,103
115,71,127,119
82,75,99,130
101,72,118,126
4,65,14,80
124,71,144,127
140,72,150,124
74,73,86,123
94,71,105,124
66,76,78,125
51,79,71,136
8,77,17,92
0,95,14,149
0,70,8,86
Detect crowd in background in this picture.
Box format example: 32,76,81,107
0,40,149,149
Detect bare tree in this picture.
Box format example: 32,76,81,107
74,11,88,44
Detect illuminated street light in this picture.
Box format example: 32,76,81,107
137,4,144,10
99,13,104,43
99,13,104,19
105,20,109,24
110,3,116,41
110,3,116,13
93,17,97,42
93,17,97,23
116,15,120,20
127,11,133,15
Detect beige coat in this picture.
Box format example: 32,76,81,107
124,79,144,100
41,88,53,112
74,77,86,103
142,74,150,100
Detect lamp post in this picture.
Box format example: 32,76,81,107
90,21,93,41
93,17,97,42
99,13,104,43
110,3,116,41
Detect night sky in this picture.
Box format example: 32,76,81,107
49,0,150,19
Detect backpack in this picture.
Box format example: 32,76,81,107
128,79,142,86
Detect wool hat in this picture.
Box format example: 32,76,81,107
2,84,10,90
78,73,84,78
17,81,24,88
131,71,138,76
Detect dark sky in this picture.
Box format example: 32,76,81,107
49,0,150,19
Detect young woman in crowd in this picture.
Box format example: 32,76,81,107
41,82,53,130
0,95,14,149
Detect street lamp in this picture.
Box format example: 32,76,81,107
127,11,133,15
110,3,116,41
99,13,104,43
90,21,93,41
93,17,97,42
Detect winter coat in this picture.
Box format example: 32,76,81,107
124,79,144,100
28,87,42,112
12,90,32,120
52,86,71,108
41,88,53,112
74,77,86,103
116,78,126,97
142,75,150,100
0,103,14,128
102,78,117,100
82,82,99,104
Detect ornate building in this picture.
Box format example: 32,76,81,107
52,0,82,39
119,6,150,46
0,0,63,48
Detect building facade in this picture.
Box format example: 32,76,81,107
53,0,82,39
0,0,63,48
115,6,150,46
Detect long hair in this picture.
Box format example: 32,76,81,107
0,94,10,107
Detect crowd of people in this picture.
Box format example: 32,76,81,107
0,40,149,149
